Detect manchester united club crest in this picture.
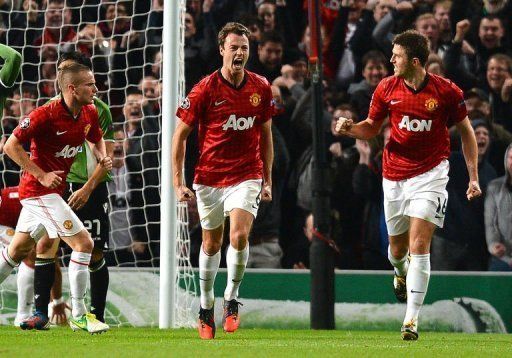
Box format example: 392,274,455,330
425,98,438,112
250,93,261,107
63,220,73,230
84,124,91,135
20,117,30,129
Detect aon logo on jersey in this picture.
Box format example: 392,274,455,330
222,115,255,131
55,145,82,159
398,116,432,132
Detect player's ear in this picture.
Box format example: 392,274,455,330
219,45,224,56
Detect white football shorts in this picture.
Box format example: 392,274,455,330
193,179,262,230
16,193,84,238
383,160,449,236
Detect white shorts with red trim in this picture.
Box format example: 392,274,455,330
193,179,262,230
383,160,449,236
16,193,84,238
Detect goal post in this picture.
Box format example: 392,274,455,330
159,0,181,329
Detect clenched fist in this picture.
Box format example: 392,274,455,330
335,117,354,134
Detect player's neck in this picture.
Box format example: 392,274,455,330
62,94,83,118
403,68,427,91
220,67,245,88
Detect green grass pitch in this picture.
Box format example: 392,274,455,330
0,327,510,357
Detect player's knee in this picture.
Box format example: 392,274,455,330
230,230,249,250
202,239,222,255
73,230,94,253
409,235,431,255
36,237,56,255
390,245,408,259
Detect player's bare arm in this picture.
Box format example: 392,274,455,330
260,120,273,202
68,138,112,210
456,117,481,201
335,117,382,140
3,135,63,189
171,119,195,202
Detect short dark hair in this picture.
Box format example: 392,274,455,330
488,53,512,74
362,50,387,69
259,30,284,46
57,51,92,70
237,14,263,32
218,22,250,48
392,30,430,66
480,14,503,27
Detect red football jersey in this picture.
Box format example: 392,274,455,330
369,73,467,181
0,187,22,227
176,70,274,187
13,99,102,199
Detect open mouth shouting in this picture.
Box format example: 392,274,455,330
233,57,244,71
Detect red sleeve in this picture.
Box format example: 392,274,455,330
447,81,467,126
368,80,388,122
12,107,48,143
86,111,102,143
175,81,206,127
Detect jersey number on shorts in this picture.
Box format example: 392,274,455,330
435,197,447,219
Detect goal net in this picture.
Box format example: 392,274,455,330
0,0,196,327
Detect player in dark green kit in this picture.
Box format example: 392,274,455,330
21,51,114,330
0,43,22,144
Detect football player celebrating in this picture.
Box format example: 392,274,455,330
336,30,480,340
1,63,111,334
21,51,114,330
173,22,274,339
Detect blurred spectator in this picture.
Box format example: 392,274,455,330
182,10,217,92
432,120,497,270
433,0,453,45
123,89,161,267
415,13,445,56
348,50,389,121
485,143,512,271
352,123,391,270
349,0,397,81
247,31,284,82
248,126,289,268
98,1,130,44
425,53,446,77
138,75,161,115
372,0,416,58
444,17,511,91
106,125,134,266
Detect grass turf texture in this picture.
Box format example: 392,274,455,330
0,327,510,357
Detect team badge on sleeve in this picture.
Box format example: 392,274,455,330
250,93,261,107
20,117,30,129
180,97,190,109
84,124,91,135
425,98,438,112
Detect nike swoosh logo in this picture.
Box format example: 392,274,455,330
410,289,425,294
390,100,402,105
214,100,227,106
56,131,67,135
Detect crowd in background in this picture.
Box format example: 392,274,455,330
0,0,511,271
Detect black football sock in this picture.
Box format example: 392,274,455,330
34,258,56,317
89,258,109,322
